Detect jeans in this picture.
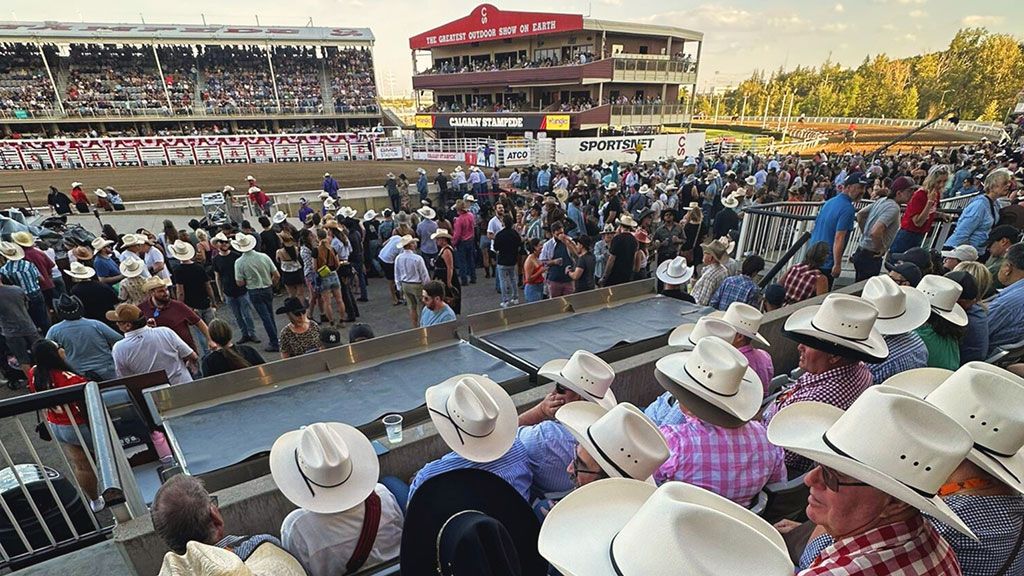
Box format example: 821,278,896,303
889,229,925,255
367,240,383,276
380,475,410,514
27,291,49,332
353,260,368,299
524,283,544,303
851,249,884,282
389,195,401,213
497,264,518,303
455,241,476,283
225,293,257,339
191,307,216,357
248,287,279,348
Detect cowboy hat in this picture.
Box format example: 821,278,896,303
397,234,418,249
721,192,741,209
538,479,793,576
211,232,230,244
90,237,114,251
632,229,650,244
222,185,235,193
556,402,669,483
10,231,34,248
245,175,255,181
463,194,476,202
317,191,330,200
767,386,976,538
601,224,615,234
71,181,83,187
386,172,395,179
606,182,619,191
426,374,516,463
337,206,358,219
416,167,426,174
271,211,287,224
143,276,171,292
745,175,757,186
269,422,379,514
655,336,763,428
159,540,306,576
655,256,694,285
401,468,545,576
700,239,729,262
120,233,146,248
916,274,968,326
882,362,1024,495
859,274,930,335
168,240,196,262
668,316,737,350
230,233,258,253
615,214,638,229
94,188,108,198
437,168,444,174
323,172,331,177
323,198,337,210
783,293,889,363
709,302,770,347
362,209,377,222
0,241,25,261
538,350,617,410
554,188,569,203
431,229,452,241
65,262,96,280
119,258,146,278
416,206,436,220
248,186,262,194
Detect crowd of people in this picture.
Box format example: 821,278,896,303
64,44,170,116
421,51,597,75
0,43,57,114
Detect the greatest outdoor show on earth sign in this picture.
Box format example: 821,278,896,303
409,4,583,49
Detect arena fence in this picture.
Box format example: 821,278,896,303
707,115,1007,140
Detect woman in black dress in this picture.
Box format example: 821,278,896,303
431,229,461,315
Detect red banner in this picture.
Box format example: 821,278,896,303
409,4,583,50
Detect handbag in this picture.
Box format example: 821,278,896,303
317,265,332,278
35,412,51,442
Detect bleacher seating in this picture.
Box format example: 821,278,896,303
273,46,323,113
0,43,57,115
64,44,169,116
156,46,197,115
327,46,380,114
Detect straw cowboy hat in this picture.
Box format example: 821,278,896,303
334,206,354,219
416,206,436,220
94,188,108,198
90,237,114,251
859,274,930,335
65,262,96,280
222,185,235,194
397,234,418,249
362,209,377,222
556,402,669,483
317,191,330,200
269,422,379,514
916,274,968,326
431,229,452,241
721,192,741,209
655,256,694,286
168,240,196,262
700,239,729,262
538,350,617,410
159,540,306,576
538,479,793,576
767,385,976,538
426,374,517,463
143,276,172,292
211,232,230,244
71,181,83,187
245,175,255,181
606,182,619,191
655,336,763,428
230,233,258,253
554,188,569,203
615,214,638,229
323,172,331,178
783,293,889,363
668,316,737,351
119,258,146,278
272,211,288,224
120,233,146,248
323,197,337,211
745,175,757,186
709,302,770,347
0,241,25,261
10,231,34,248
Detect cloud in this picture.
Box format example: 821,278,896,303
598,0,623,5
820,23,848,32
908,9,927,18
834,3,844,12
870,0,926,3
880,23,897,31
903,33,917,41
961,15,1005,26
645,4,807,32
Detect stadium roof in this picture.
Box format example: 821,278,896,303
0,21,374,44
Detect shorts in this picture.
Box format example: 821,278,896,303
320,271,341,290
7,334,38,365
401,283,423,313
479,237,492,252
381,260,396,281
282,269,305,287
51,421,94,450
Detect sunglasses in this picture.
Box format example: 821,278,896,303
819,465,868,492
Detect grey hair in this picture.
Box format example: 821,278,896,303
151,475,217,555
1007,243,1024,272
984,168,1013,191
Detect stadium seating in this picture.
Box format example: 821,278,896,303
64,44,169,117
0,43,58,115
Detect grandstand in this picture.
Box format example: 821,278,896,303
0,22,383,137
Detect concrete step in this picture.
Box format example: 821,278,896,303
15,540,136,576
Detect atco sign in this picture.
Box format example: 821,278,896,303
502,147,532,166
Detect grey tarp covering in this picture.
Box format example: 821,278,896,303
164,342,525,475
481,297,708,370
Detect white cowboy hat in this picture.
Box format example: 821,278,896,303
272,211,287,224
338,206,358,219
709,302,770,347
386,172,395,179
90,237,114,251
317,191,330,200
916,274,968,326
556,402,669,483
323,172,331,177
0,241,25,261
248,186,261,194
230,233,258,253
882,362,1024,496
65,261,96,280
745,175,757,186
455,166,463,172
538,350,617,410
159,540,306,576
721,192,741,209
119,258,145,278
211,232,230,244
668,316,737,351
538,479,793,576
430,229,452,241
426,374,517,463
606,182,619,191
767,386,975,538
10,231,34,248
655,336,763,428
222,185,235,193
269,422,379,514
120,233,146,248
323,198,337,210
71,181,83,187
416,167,426,174
416,206,436,220
463,194,476,202
638,184,651,195
860,274,930,335
396,234,418,249
362,210,377,222
615,214,638,229
437,168,444,174
783,293,888,363
94,188,108,198
168,240,196,262
655,256,694,286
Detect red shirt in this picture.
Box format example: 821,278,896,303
900,188,937,235
249,189,270,208
452,212,476,244
70,187,87,204
28,369,87,426
138,299,201,353
22,246,55,291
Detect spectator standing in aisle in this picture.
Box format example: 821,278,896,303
600,215,639,287
0,274,39,380
169,240,216,354
852,176,914,281
322,172,339,199
47,185,73,215
416,168,429,203
10,232,57,308
452,200,477,285
416,206,438,273
809,172,867,287
201,319,264,378
384,173,400,213
0,241,49,332
420,280,456,327
65,262,117,323
210,233,259,344
493,214,523,306
232,233,280,352
108,304,196,385
46,295,121,381
394,235,430,328
139,276,210,358
891,165,951,254
434,168,450,207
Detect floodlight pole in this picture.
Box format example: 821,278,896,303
869,108,959,159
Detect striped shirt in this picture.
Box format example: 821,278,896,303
0,259,42,294
215,534,284,561
517,420,576,498
408,438,533,504
691,262,728,307
869,332,929,385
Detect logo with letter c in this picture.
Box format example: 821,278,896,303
480,6,488,24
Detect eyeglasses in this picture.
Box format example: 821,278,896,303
570,452,604,478
209,495,219,508
554,384,568,395
819,465,868,492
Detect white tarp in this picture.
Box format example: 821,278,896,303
554,133,706,166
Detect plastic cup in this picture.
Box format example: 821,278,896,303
382,414,403,444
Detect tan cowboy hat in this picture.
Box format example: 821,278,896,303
120,233,146,248
430,229,452,241
538,350,617,410
709,302,770,347
783,293,889,363
230,233,258,253
0,241,25,261
168,240,196,262
65,262,96,280
767,386,976,538
426,374,517,463
554,188,569,203
538,480,793,576
159,540,306,576
860,274,930,335
556,402,669,483
272,211,288,224
416,206,436,220
90,237,114,251
70,246,94,262
916,274,968,326
615,214,638,229
362,210,377,222
10,231,34,248
668,316,737,351
397,234,418,249
655,256,694,285
119,258,145,278
882,362,1024,496
721,192,741,209
700,239,728,262
655,336,763,428
143,276,171,292
269,422,379,514
745,175,757,186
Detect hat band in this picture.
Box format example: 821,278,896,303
609,533,628,576
875,306,907,321
294,449,352,497
930,301,955,313
821,433,935,499
809,318,870,342
975,443,1021,484
586,427,631,478
428,407,494,445
435,510,485,575
682,364,739,398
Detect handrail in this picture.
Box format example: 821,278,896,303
83,382,122,508
760,231,811,287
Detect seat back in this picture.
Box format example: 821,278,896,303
749,490,769,516
762,472,810,524
987,337,1024,367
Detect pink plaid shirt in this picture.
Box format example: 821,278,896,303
782,263,823,305
799,515,962,576
655,414,786,507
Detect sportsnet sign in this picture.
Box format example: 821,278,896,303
409,5,582,50
554,133,706,165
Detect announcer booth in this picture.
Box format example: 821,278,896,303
410,4,703,136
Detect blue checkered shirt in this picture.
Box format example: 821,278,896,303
644,391,687,426
408,438,533,504
0,259,41,294
869,332,929,385
710,274,761,311
517,420,576,498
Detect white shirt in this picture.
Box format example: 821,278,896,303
377,235,404,264
394,250,430,292
281,484,403,576
144,246,171,281
487,215,504,239
112,326,193,384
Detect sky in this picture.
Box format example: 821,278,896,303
4,0,1022,95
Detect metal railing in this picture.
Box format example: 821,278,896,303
730,115,1007,139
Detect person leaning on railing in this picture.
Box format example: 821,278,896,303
890,165,951,254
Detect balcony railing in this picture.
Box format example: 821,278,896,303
0,105,381,121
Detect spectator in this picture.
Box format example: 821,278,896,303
945,268,989,365
914,274,968,370
430,229,461,315
65,262,118,323
201,319,264,378
655,255,695,302
891,165,951,254
493,214,523,306
710,255,764,311
419,280,456,327
558,401,669,487
90,237,122,285
781,242,830,305
987,243,1024,357
983,225,1021,294
940,244,979,272
809,172,867,286
139,277,210,356
232,233,280,352
0,240,49,332
394,235,430,327
117,258,149,306
568,235,597,293
322,172,339,198
276,297,322,359
541,221,579,298
886,261,924,288
601,215,640,287
523,238,546,303
0,273,39,380
108,303,196,385
852,176,914,281
45,295,121,381
690,238,729,307
945,168,1013,253
860,274,930,385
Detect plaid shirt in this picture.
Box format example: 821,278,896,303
761,362,873,475
710,274,761,311
0,259,41,294
691,262,728,307
655,414,786,507
869,332,929,385
782,263,822,305
798,515,962,576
